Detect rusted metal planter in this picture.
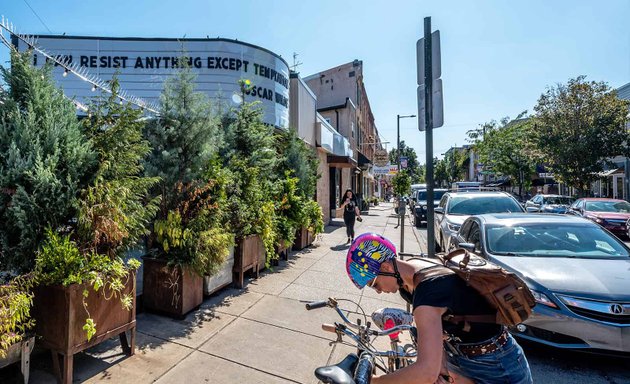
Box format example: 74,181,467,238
292,226,314,251
0,336,35,384
32,274,136,384
142,257,203,318
203,246,235,296
232,234,265,289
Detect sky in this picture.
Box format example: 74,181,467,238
1,0,629,163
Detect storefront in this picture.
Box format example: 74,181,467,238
14,35,290,128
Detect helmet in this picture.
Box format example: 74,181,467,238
346,233,397,289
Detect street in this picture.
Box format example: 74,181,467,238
408,211,630,384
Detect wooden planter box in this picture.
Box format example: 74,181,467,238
142,258,203,318
32,274,136,384
292,226,314,251
203,246,235,296
0,336,35,384
233,234,265,289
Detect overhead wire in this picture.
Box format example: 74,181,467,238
22,0,52,34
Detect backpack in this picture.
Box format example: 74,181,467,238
415,249,536,327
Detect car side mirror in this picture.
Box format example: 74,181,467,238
435,207,444,215
458,243,476,252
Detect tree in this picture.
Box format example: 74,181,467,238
433,157,449,187
532,76,630,195
442,149,468,186
0,51,95,272
392,171,411,196
389,141,423,183
467,113,537,197
144,61,222,214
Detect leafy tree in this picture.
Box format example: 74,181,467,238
389,141,423,183
467,113,537,197
279,127,320,199
433,157,449,187
392,171,411,196
442,149,468,186
0,51,95,272
532,76,630,195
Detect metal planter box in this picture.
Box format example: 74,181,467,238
32,274,136,384
232,234,265,289
142,258,203,318
292,226,314,251
203,246,235,296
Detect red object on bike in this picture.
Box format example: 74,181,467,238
384,318,400,340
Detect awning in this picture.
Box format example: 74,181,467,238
358,151,371,167
327,155,358,168
597,168,623,177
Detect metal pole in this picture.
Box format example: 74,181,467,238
397,115,401,228
424,17,436,258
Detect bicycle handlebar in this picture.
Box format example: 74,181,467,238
305,300,328,310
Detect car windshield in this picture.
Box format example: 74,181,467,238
485,223,630,258
543,196,573,205
447,196,523,215
584,201,630,213
417,190,446,201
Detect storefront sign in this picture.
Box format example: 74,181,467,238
16,36,290,128
373,149,389,167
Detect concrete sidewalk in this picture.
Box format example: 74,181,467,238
8,203,422,384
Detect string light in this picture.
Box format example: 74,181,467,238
62,68,68,77
91,84,96,92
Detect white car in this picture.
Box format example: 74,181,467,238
433,191,525,252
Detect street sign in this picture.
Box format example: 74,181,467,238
416,31,441,86
400,156,408,169
417,79,444,131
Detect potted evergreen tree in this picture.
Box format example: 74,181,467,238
143,61,231,315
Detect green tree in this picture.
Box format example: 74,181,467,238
0,51,95,272
389,141,423,183
78,78,161,257
433,157,449,187
532,76,630,195
392,171,411,196
442,149,468,186
144,61,222,214
467,113,537,197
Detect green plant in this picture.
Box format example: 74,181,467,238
35,230,138,341
0,274,36,358
0,50,95,272
392,171,412,197
303,199,325,236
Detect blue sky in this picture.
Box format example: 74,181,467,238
1,0,629,162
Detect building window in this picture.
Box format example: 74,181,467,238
352,122,355,138
349,71,355,77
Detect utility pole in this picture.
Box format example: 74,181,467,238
424,17,435,258
396,114,416,252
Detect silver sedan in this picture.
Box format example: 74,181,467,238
450,213,630,353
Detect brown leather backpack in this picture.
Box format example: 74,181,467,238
417,249,536,327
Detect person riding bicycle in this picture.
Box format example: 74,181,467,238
346,233,533,384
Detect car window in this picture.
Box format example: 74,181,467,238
485,223,630,258
446,195,524,215
439,195,448,208
585,201,630,213
545,196,573,205
570,199,583,210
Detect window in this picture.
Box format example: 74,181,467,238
352,122,355,138
439,195,448,208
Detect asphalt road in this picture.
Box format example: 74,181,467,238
409,223,630,384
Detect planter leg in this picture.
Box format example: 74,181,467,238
233,271,244,289
62,354,73,384
50,351,61,383
130,326,136,356
21,340,31,384
120,332,131,355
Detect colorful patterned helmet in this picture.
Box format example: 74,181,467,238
346,233,397,289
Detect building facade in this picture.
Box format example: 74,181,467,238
305,60,381,216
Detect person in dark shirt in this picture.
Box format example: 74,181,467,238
346,233,533,384
340,189,362,243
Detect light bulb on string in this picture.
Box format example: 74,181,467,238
62,69,68,77
91,84,96,92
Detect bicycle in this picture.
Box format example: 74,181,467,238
305,297,417,384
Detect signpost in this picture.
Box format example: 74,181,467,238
417,17,443,258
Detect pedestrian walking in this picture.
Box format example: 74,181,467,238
340,189,362,243
346,233,533,384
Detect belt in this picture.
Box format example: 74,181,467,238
455,329,509,357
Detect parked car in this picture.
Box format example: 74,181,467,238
450,213,630,353
413,189,448,227
525,194,574,214
409,184,427,209
568,198,630,239
433,191,524,252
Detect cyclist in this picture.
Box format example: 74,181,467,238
346,233,533,384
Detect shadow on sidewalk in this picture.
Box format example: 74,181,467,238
330,244,350,251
